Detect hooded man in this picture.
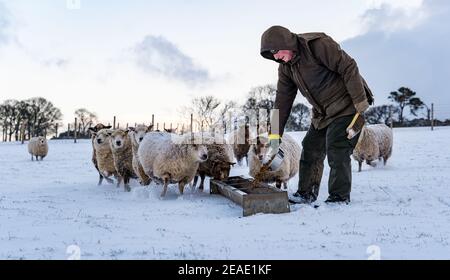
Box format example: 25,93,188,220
260,26,374,204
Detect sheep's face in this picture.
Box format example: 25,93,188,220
110,130,129,150
190,144,208,163
134,129,147,144
252,137,270,162
37,136,47,146
89,124,112,134
211,161,235,180
94,129,112,148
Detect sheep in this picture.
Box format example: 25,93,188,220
191,134,236,191
229,124,251,166
138,132,208,197
248,133,301,189
28,136,48,161
88,123,113,185
92,128,118,184
128,125,153,186
109,129,138,192
352,124,393,172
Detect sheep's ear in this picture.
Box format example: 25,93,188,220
229,162,236,166
107,132,112,136
128,127,135,132
88,127,96,133
105,126,112,129
147,125,154,132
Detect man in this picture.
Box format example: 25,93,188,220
260,26,374,204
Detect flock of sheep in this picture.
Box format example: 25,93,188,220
27,122,394,196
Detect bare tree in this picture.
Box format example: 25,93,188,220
189,95,221,130
285,103,311,131
75,108,98,135
388,87,424,124
365,105,399,125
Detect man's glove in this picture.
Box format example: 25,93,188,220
346,113,365,139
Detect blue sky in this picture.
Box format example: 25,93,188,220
2,0,445,126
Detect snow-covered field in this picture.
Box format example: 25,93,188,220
1,127,449,260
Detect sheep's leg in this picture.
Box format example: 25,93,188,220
383,157,388,166
199,173,206,191
98,174,104,186
245,156,248,167
192,175,199,189
35,155,39,161
283,182,288,190
178,181,186,195
358,161,362,172
116,176,122,188
31,155,34,161
104,176,114,184
276,180,282,189
124,176,131,192
161,177,169,197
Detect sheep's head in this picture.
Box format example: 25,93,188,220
93,129,112,149
251,136,270,162
110,129,129,150
189,144,208,163
37,136,47,146
128,124,153,144
210,160,236,180
89,123,112,133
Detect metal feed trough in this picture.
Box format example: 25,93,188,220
210,176,290,217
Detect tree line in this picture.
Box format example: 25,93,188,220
0,97,62,142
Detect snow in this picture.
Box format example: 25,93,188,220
1,127,450,260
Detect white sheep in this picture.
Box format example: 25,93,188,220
92,129,118,182
352,124,393,172
109,129,136,192
28,136,48,161
248,133,301,189
138,132,208,197
128,125,153,186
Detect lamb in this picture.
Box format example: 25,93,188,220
248,133,301,189
138,132,208,197
109,129,138,192
192,134,236,191
128,125,153,186
92,128,118,184
352,124,393,172
229,124,250,166
28,136,48,161
88,123,113,185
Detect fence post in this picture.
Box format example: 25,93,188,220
113,116,116,130
74,118,78,143
431,103,434,131
389,106,393,129
55,123,59,139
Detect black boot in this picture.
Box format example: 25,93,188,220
325,195,350,205
289,191,317,204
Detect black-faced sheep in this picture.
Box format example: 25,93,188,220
92,129,118,183
352,124,393,172
192,134,235,191
248,134,301,189
138,132,208,197
28,136,48,161
109,129,137,192
88,123,113,185
128,125,153,186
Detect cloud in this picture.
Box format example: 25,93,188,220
132,35,210,86
342,0,450,119
43,58,70,69
361,2,429,33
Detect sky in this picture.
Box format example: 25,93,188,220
1,0,447,127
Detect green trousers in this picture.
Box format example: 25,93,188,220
297,115,360,200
